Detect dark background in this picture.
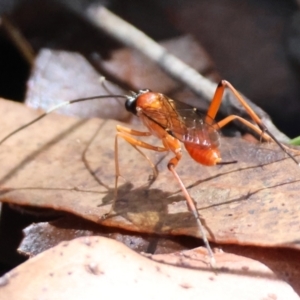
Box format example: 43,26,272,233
0,0,299,136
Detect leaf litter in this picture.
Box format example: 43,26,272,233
0,98,300,249
0,236,299,300
17,214,300,294
18,214,198,257
2,5,300,297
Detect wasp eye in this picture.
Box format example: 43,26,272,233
125,97,137,114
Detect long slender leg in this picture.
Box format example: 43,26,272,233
167,151,216,267
115,125,167,179
215,115,272,141
116,125,153,137
206,80,299,165
206,80,263,125
111,127,216,266
105,125,167,216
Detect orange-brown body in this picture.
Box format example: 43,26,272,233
184,142,221,166
135,92,222,166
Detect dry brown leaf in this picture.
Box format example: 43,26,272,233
0,236,298,300
0,98,300,249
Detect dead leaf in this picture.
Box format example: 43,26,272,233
15,215,300,295
221,244,300,296
18,215,194,257
25,49,131,121
0,98,300,249
25,36,219,118
0,236,298,300
100,35,219,94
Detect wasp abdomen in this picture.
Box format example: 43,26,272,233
184,143,221,166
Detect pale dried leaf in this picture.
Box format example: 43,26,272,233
17,216,300,294
25,49,131,121
0,237,298,300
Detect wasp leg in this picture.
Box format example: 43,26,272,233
103,125,167,218
206,80,298,166
164,136,216,267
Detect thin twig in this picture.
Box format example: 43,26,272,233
85,6,290,142
0,16,35,65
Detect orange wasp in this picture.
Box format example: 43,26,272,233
112,80,299,266
0,80,298,266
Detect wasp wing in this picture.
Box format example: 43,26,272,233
139,94,220,148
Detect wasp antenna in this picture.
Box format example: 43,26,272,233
217,160,238,165
261,127,300,166
0,94,127,146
